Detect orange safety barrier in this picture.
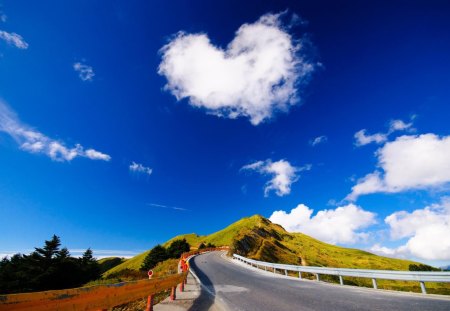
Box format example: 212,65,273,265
0,272,187,311
0,247,229,311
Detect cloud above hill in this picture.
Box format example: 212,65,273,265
242,159,310,197
347,133,450,200
269,203,376,244
158,12,316,125
370,198,450,261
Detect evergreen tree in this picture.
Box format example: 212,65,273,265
167,239,190,258
0,236,102,294
141,245,168,271
80,248,100,282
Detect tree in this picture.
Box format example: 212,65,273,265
34,235,61,262
408,264,439,271
167,239,190,258
79,248,100,283
0,236,102,294
141,245,168,271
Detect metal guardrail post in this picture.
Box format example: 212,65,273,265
420,282,427,294
372,278,378,289
285,270,288,276
232,254,450,295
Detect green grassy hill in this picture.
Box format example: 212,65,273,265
98,257,127,274
103,215,449,294
103,251,150,277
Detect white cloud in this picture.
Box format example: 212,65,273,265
347,134,450,200
158,12,316,125
388,119,413,133
354,118,414,147
0,13,7,23
369,244,408,259
1,249,139,260
147,203,188,211
70,249,139,259
129,161,153,176
310,135,327,146
73,62,95,81
85,149,111,161
269,203,376,244
242,159,310,196
371,198,450,261
0,30,28,49
354,130,387,146
0,101,110,162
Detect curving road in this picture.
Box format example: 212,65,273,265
189,251,450,311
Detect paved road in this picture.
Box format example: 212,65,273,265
189,251,450,311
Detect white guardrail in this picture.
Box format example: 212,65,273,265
233,254,450,294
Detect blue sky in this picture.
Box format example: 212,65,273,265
1,1,449,266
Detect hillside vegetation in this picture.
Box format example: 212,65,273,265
104,215,450,294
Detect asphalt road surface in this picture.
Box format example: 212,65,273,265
189,251,450,311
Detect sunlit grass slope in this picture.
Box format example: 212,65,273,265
103,215,450,294
103,251,150,277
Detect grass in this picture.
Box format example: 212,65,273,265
102,251,150,277
103,214,450,295
98,257,127,274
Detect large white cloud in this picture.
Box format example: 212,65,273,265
242,159,310,197
158,12,316,125
0,101,110,162
347,134,450,200
269,203,376,244
371,198,450,261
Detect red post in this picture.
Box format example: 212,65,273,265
146,295,154,311
180,280,185,292
170,286,176,300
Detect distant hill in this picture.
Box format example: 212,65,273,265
102,215,450,294
98,257,127,274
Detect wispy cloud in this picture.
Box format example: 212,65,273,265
0,100,111,162
73,62,95,81
70,249,140,259
0,30,28,49
147,203,188,211
129,162,153,175
354,118,414,147
158,12,316,125
242,159,311,197
310,135,327,146
1,249,140,260
0,13,7,23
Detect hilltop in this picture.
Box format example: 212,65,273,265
106,215,417,274
104,215,450,294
